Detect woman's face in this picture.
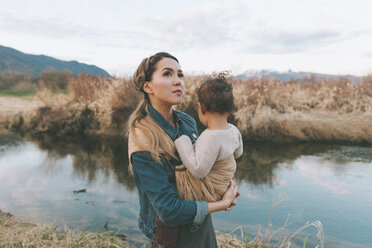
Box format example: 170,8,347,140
144,58,184,108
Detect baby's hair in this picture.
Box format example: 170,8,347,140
212,71,230,80
197,71,234,114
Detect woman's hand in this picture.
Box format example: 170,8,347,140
222,181,239,211
207,181,239,214
225,191,240,211
222,181,236,207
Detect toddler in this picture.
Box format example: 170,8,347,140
174,74,243,202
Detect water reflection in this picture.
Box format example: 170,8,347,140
14,133,349,190
20,132,136,191
3,131,371,198
6,132,368,190
1,131,372,247
235,142,339,186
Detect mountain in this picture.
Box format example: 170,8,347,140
235,69,360,82
0,45,110,77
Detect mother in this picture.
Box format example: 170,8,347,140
127,52,237,247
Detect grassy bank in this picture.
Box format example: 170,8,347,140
0,209,132,248
0,208,246,248
1,194,324,248
2,74,372,144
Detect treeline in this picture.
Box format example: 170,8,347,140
0,70,77,90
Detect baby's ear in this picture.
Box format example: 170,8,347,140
198,102,207,114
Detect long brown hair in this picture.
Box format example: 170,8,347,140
127,52,179,171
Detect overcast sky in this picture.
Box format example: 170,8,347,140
0,0,371,76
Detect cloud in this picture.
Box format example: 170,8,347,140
237,26,345,54
132,2,359,55
275,177,286,186
0,14,92,38
265,30,339,49
296,156,350,196
244,190,261,201
1,0,371,76
0,12,143,48
2,11,341,53
134,2,248,50
365,52,372,58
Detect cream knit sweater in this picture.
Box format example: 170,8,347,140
175,124,243,179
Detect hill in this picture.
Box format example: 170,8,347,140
235,69,360,82
0,45,110,77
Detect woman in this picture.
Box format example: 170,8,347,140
127,52,238,247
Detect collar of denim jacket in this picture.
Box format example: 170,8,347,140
147,104,181,141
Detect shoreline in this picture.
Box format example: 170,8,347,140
0,209,245,248
2,78,372,146
0,209,133,247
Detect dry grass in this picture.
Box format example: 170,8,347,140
2,74,372,144
232,76,372,143
1,204,322,248
0,210,132,248
178,75,372,144
3,75,140,136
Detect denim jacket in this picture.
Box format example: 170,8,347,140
130,105,209,241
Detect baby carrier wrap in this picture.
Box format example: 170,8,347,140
128,115,236,202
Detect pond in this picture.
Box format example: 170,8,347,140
0,131,371,247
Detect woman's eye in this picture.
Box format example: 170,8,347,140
163,71,172,77
178,73,184,78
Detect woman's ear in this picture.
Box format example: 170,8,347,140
143,82,153,95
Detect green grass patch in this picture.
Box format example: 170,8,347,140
0,89,68,98
0,89,36,97
52,89,68,94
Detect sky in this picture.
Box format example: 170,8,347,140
0,0,371,77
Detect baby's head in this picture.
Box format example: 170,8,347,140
197,73,234,127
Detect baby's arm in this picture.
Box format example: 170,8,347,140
175,133,219,179
234,129,244,158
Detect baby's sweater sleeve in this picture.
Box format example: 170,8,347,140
175,133,219,179
234,128,243,158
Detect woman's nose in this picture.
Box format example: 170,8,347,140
173,76,182,86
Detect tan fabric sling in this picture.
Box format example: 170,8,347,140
128,116,236,202
175,154,236,202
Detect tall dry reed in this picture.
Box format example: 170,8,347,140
6,74,372,144
13,74,140,136
232,76,372,143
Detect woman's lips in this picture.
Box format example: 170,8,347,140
173,89,183,95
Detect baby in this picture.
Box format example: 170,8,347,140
174,74,243,201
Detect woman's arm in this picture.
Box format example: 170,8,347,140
131,151,208,227
131,151,237,226
175,133,219,179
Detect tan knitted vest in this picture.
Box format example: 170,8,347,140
128,117,236,202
